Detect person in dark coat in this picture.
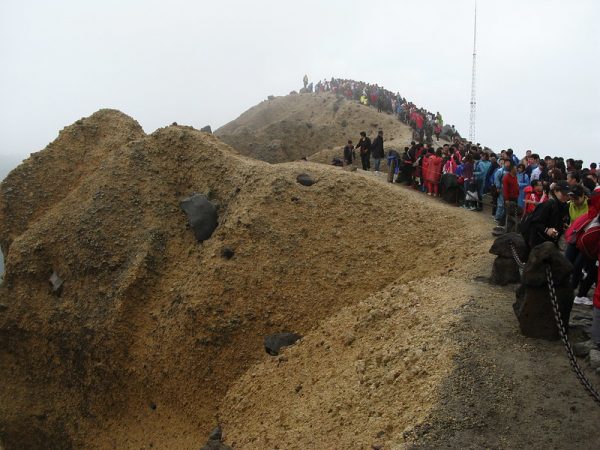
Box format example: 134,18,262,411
343,140,355,166
526,180,570,248
371,130,384,172
356,131,372,171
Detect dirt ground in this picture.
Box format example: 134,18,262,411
218,171,600,449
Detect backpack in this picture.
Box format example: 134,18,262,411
576,214,600,258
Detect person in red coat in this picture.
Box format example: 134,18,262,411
426,148,444,196
503,162,520,231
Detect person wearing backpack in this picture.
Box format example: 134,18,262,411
521,180,570,249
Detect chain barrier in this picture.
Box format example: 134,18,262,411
509,243,526,270
545,265,600,405
506,241,600,405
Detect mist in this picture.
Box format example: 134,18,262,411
1,0,598,168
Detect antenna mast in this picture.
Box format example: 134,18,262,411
469,2,477,142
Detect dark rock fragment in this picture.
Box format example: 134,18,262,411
264,332,302,356
200,425,232,450
180,194,218,242
296,173,316,186
220,247,234,260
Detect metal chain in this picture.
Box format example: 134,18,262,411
545,265,600,405
509,242,526,269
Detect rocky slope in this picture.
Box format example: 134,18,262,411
215,93,414,163
0,110,471,449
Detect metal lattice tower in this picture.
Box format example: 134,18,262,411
469,2,477,142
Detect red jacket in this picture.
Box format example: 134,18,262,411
523,186,542,215
415,114,424,130
426,155,443,183
503,173,519,201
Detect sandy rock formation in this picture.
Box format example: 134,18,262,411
0,110,471,449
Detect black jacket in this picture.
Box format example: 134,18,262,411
356,137,372,154
371,135,384,158
527,196,569,247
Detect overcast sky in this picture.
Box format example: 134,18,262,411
0,0,598,171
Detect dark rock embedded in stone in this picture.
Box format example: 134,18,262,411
264,332,302,356
200,425,232,450
220,247,234,260
200,125,212,134
180,194,218,242
296,173,316,186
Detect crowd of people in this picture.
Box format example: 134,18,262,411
302,76,455,143
302,75,600,355
354,135,600,356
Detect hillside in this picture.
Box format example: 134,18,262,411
0,110,473,449
1,109,599,450
215,93,415,163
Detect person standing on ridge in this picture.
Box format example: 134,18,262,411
516,163,530,209
502,162,520,232
343,140,355,166
522,180,570,249
303,74,308,89
473,152,491,211
356,131,372,171
371,130,384,173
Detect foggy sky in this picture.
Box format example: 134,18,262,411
0,0,598,169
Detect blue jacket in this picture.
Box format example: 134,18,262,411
517,172,530,207
474,160,492,182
